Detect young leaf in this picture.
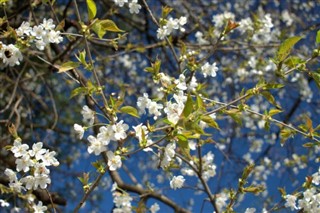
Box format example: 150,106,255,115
201,115,220,129
182,94,193,117
86,0,97,21
225,109,242,125
269,109,282,117
280,128,296,146
91,19,124,39
195,95,205,110
100,19,124,33
119,106,139,118
276,36,302,62
261,91,281,109
177,135,191,159
311,72,320,89
58,61,80,73
70,87,87,98
91,21,104,38
316,30,320,44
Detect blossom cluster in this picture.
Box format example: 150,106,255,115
164,90,187,125
16,18,63,50
211,10,276,44
181,151,216,181
160,142,176,168
0,18,63,67
5,138,59,193
113,0,141,14
157,16,187,40
284,167,320,212
111,183,133,213
74,105,128,171
133,123,153,151
137,93,163,120
137,72,204,125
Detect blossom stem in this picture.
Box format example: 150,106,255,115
141,0,181,72
73,166,108,213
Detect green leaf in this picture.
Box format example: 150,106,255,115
264,121,270,131
91,19,124,38
91,20,104,38
177,134,188,144
269,109,282,117
303,142,314,148
261,91,281,109
144,67,154,73
177,135,191,159
195,95,205,110
92,161,105,173
70,87,87,98
262,83,285,90
311,72,320,89
100,19,124,32
78,172,90,185
284,56,304,69
225,109,242,125
201,115,220,129
316,30,320,44
182,94,193,117
280,128,296,146
58,61,80,73
86,0,97,21
276,36,303,62
119,106,139,118
242,185,265,194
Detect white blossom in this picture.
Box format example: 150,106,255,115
34,174,51,189
164,101,183,125
201,62,218,78
161,142,176,168
112,191,132,213
174,74,188,91
285,194,298,211
11,139,29,158
112,120,129,140
128,0,141,14
41,18,55,30
157,16,187,40
137,93,150,114
21,175,35,190
195,31,209,45
212,11,235,28
74,123,85,139
133,123,148,141
15,155,33,172
41,150,59,167
113,0,128,7
16,21,32,36
0,199,10,207
245,208,256,213
98,125,115,145
32,201,47,213
4,168,17,182
29,142,46,161
170,175,185,190
0,44,23,66
107,151,122,171
150,203,160,213
81,105,95,125
87,135,106,155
